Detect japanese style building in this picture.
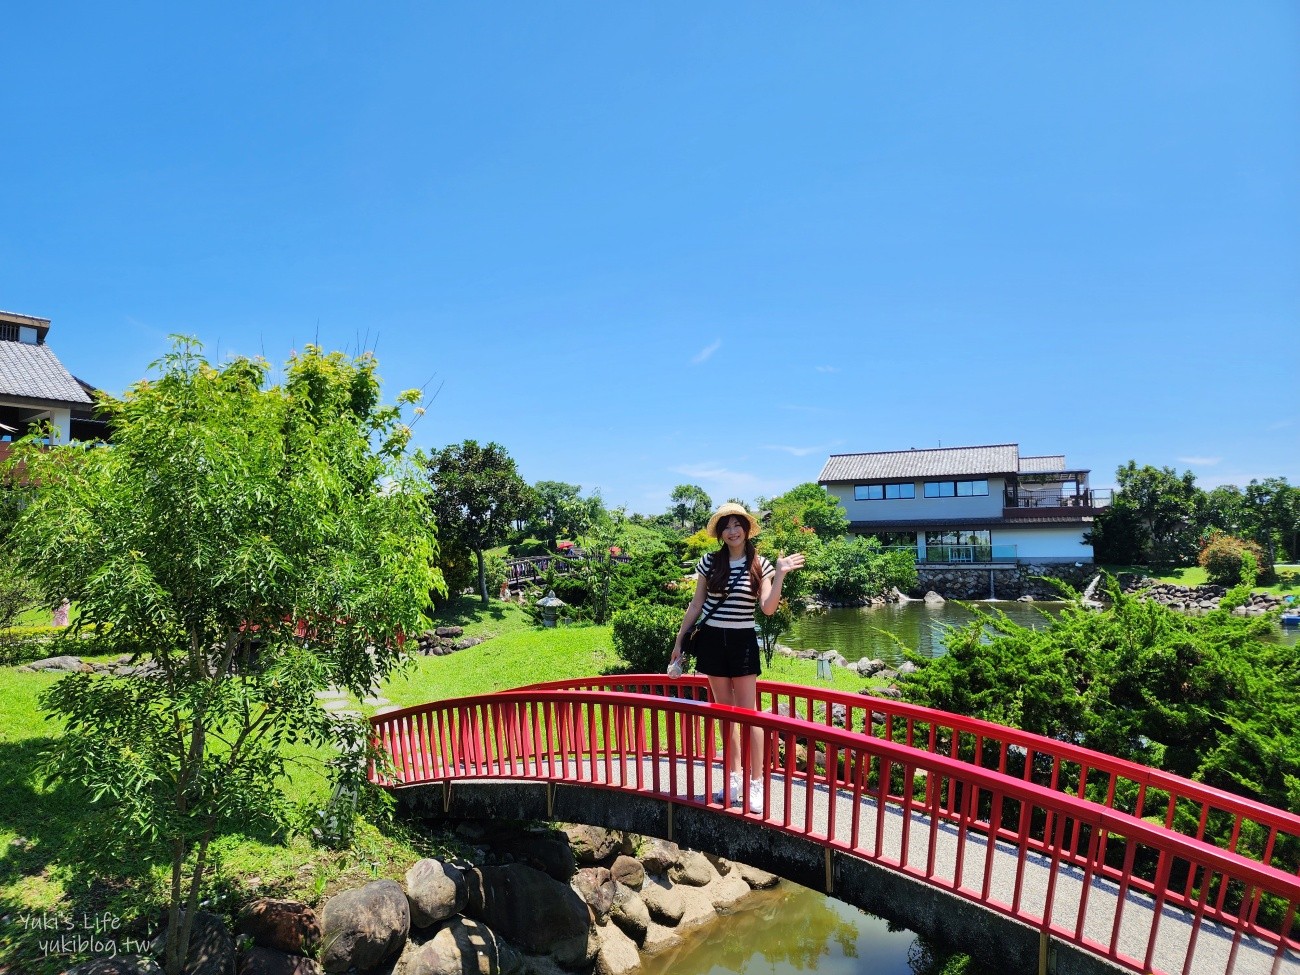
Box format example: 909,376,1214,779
817,443,1109,565
0,310,104,460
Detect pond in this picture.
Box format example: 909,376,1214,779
782,599,1066,667
639,880,942,975
783,599,1299,668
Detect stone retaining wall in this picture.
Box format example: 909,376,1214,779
912,562,1095,601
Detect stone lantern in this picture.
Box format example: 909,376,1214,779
537,590,566,628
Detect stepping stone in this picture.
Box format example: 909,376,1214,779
320,699,355,711
363,696,390,706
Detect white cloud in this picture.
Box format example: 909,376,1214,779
815,365,840,373
1177,456,1222,466
763,441,841,458
690,339,722,365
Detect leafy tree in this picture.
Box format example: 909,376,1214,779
428,440,531,604
5,339,441,975
0,550,39,629
1199,484,1246,537
669,483,712,532
1099,462,1201,567
529,480,602,549
1241,477,1299,564
808,535,917,602
763,482,849,539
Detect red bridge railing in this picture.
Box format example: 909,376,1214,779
370,677,1300,975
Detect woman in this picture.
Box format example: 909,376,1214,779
667,502,804,814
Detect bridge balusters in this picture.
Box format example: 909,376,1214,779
1140,847,1176,974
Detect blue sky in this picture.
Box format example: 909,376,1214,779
3,3,1297,513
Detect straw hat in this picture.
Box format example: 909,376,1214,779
706,502,761,539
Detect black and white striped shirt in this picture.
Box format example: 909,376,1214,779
695,551,775,629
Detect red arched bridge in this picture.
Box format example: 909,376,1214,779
369,676,1300,975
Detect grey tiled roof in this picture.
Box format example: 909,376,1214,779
0,340,94,405
1019,455,1066,474
819,444,1020,483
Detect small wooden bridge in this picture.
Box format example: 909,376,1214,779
369,676,1300,975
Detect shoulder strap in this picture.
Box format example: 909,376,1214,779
693,563,741,630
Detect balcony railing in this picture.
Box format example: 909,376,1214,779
1003,487,1112,510
885,544,1019,564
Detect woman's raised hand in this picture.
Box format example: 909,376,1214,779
776,552,805,574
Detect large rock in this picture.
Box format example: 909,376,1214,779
923,591,945,605
639,882,685,925
562,825,621,864
483,825,577,881
708,873,752,911
151,911,236,975
636,838,679,875
667,851,717,888
237,899,320,955
593,920,641,975
608,883,650,944
401,917,522,975
571,867,615,923
702,853,732,877
21,655,93,672
406,859,467,929
736,863,780,889
608,855,644,890
466,863,594,964
320,880,409,973
238,947,322,975
66,960,164,975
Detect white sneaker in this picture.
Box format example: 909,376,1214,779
747,780,764,815
712,772,742,805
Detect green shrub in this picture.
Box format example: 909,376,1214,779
1199,532,1271,587
611,603,682,673
0,626,63,666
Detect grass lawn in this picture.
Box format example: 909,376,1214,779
0,595,880,972
1099,564,1299,597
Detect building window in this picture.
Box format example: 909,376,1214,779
924,479,988,498
854,482,915,501
925,529,991,546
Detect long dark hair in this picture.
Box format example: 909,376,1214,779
706,516,763,596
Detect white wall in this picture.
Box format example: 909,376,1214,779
994,525,1093,561
829,476,1007,524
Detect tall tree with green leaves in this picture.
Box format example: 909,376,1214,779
529,480,603,549
1100,461,1201,567
428,440,531,604
5,339,442,975
669,483,712,532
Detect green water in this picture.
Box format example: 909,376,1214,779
639,881,922,975
783,599,1065,667
783,600,1299,668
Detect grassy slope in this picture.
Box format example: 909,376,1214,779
0,596,875,972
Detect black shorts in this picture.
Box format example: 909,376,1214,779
692,624,761,678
